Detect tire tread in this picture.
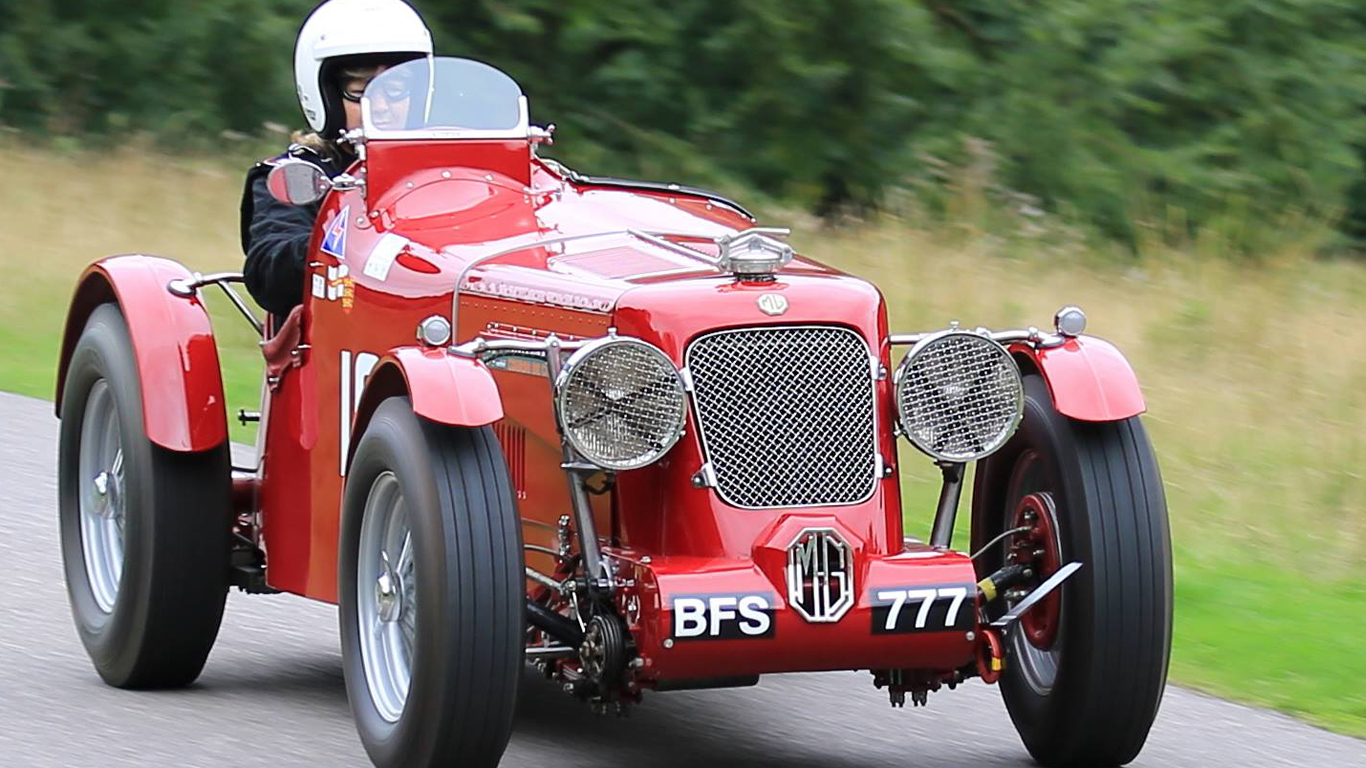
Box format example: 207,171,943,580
341,397,521,768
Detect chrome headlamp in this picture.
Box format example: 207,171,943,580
894,330,1024,462
554,337,687,470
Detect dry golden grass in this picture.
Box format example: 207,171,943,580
805,224,1366,576
0,141,265,415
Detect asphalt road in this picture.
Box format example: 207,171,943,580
1,390,1361,767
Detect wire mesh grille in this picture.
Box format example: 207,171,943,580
686,326,877,508
896,333,1023,461
558,341,687,470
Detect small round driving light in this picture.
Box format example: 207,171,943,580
555,338,687,470
417,315,452,347
1054,306,1086,338
895,331,1024,462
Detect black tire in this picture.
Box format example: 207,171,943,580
339,397,523,768
58,303,232,688
971,374,1172,767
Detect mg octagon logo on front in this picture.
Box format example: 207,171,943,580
786,528,854,623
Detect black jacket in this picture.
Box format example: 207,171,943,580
239,147,345,315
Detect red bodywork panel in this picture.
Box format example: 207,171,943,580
1012,336,1146,422
55,256,228,452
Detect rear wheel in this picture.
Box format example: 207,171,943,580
972,374,1172,767
58,303,232,688
340,397,523,768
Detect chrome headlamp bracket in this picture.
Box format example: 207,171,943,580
452,332,687,472
889,306,1088,350
454,330,686,598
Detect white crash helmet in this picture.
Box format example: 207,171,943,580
294,0,434,141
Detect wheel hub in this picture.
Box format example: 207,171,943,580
357,473,415,724
91,468,123,521
78,380,125,615
375,562,403,623
1009,492,1062,649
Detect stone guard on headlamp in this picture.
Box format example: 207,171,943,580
554,337,688,471
894,330,1024,462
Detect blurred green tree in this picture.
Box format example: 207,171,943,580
2,0,1364,248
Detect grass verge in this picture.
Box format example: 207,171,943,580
2,143,1363,737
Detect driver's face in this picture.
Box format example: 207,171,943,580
341,65,412,131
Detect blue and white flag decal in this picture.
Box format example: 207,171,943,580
320,205,350,258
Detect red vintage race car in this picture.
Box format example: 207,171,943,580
54,57,1170,768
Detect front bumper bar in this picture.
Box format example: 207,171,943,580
608,517,980,683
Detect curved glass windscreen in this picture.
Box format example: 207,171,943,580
362,57,526,137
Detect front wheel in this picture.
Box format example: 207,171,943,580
972,374,1172,767
339,397,523,768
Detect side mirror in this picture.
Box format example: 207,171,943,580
265,158,332,205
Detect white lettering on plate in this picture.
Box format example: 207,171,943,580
671,594,773,640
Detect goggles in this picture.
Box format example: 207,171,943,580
341,78,411,104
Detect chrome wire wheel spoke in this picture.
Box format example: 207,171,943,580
357,473,416,724
78,380,125,614
396,531,416,657
109,449,126,534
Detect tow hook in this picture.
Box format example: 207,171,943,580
976,629,1005,684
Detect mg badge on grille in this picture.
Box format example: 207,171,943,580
786,528,854,623
756,294,788,316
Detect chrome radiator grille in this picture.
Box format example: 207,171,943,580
685,326,878,509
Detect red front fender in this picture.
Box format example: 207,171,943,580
345,347,504,472
1010,335,1146,422
385,347,504,426
55,256,228,452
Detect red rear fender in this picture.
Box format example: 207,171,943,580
345,348,504,471
1010,335,1146,422
56,256,228,452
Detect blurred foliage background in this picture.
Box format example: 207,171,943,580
5,0,1366,251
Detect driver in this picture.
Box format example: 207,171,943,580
240,0,432,316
